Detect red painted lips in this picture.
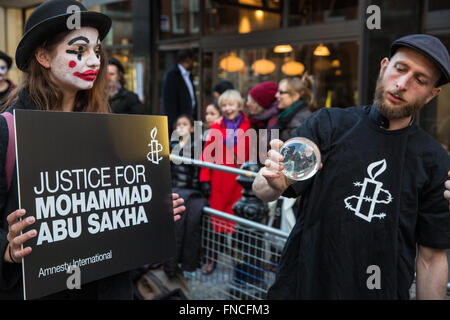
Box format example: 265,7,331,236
73,70,99,82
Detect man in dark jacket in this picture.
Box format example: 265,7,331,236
161,49,197,133
108,57,144,114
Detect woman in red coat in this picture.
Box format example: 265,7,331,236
200,89,251,274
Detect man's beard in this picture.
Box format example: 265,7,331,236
373,75,426,120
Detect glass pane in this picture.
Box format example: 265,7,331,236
100,1,133,47
204,0,282,35
201,40,359,119
159,0,201,40
90,1,146,105
428,0,450,11
289,0,358,26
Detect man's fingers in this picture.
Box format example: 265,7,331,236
172,193,179,200
269,139,284,152
267,149,284,163
260,166,281,179
264,158,284,173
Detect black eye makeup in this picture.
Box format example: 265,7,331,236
66,45,84,61
66,36,90,61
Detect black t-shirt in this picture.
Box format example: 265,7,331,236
268,105,450,299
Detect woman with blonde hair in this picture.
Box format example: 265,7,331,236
199,89,252,274
274,73,318,141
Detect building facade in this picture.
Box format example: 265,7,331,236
0,0,449,150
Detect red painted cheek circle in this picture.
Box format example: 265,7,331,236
68,60,77,68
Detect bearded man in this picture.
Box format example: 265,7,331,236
253,34,450,299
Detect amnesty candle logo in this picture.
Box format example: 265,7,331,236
344,159,393,223
147,127,163,164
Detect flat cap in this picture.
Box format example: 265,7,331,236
390,34,449,87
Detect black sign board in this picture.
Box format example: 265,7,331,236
14,110,175,300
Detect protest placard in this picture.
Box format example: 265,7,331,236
14,110,175,300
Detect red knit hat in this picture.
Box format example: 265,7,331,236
249,81,278,109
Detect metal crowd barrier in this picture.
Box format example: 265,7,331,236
170,154,258,178
184,207,288,300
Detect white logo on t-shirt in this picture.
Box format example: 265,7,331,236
344,159,393,222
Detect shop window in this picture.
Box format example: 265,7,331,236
172,0,185,34
190,0,200,33
89,1,141,99
159,0,201,40
101,1,133,47
428,0,450,11
289,0,358,26
204,0,281,35
202,41,359,115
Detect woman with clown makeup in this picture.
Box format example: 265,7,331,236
0,0,184,299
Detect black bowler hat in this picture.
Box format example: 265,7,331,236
0,51,12,69
16,0,111,71
108,57,125,74
390,34,450,87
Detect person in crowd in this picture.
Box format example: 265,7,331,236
0,51,16,108
273,73,318,142
199,89,251,275
245,81,288,272
170,114,201,191
164,114,207,278
107,57,144,114
204,101,222,127
246,81,279,131
0,0,185,300
212,80,234,102
253,34,450,299
162,49,197,133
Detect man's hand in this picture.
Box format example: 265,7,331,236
4,209,36,263
172,193,185,222
253,139,295,202
259,139,293,193
444,171,450,211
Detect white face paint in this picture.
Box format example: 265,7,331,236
0,59,8,81
50,27,101,91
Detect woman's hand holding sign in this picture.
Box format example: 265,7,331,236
4,194,184,263
4,209,37,263
172,193,185,222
